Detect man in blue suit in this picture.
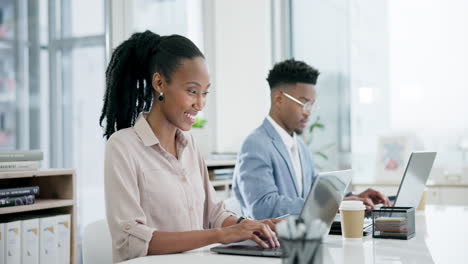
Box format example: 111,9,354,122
232,59,390,220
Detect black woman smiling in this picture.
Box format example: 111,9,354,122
100,31,281,262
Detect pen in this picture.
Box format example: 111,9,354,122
276,213,291,219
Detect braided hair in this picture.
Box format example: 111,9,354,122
99,30,204,139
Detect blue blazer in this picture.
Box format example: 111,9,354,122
232,119,317,220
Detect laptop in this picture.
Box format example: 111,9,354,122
393,151,436,207
330,151,437,235
210,170,353,257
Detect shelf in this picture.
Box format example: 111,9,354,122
211,179,232,187
0,168,76,263
206,159,236,168
0,198,74,215
0,168,75,179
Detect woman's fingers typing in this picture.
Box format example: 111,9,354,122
242,220,280,248
250,233,269,248
261,224,276,248
220,218,281,248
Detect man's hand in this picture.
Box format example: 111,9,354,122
345,188,391,210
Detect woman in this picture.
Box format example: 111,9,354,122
100,31,280,262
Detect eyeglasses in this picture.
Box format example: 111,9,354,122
281,91,316,113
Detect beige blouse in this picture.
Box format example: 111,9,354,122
104,113,232,263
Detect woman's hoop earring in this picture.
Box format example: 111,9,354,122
158,92,164,102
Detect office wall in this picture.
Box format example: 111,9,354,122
206,0,273,153
292,0,351,171
110,0,273,155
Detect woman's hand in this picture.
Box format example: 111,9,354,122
218,219,280,248
258,218,283,234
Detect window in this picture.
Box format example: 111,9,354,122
0,1,109,260
293,0,468,182
0,0,39,152
351,0,468,182
0,0,108,166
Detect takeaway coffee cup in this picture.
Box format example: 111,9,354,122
339,201,365,240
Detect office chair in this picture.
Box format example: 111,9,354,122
82,219,113,264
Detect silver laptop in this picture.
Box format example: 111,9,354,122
393,151,436,207
210,170,353,257
331,151,437,235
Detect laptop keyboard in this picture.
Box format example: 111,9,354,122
211,244,283,257
225,245,282,252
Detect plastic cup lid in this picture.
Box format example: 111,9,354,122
339,200,365,211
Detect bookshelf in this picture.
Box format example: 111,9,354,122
0,169,76,264
207,160,236,200
206,159,236,168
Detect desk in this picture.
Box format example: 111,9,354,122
119,206,467,264
353,182,468,206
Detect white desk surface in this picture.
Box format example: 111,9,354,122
119,205,467,264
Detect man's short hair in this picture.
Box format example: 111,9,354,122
266,59,320,89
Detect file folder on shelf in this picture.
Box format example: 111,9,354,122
22,219,39,264
56,214,71,264
39,217,57,264
0,223,5,264
6,220,21,264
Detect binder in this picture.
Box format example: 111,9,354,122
55,215,71,264
22,219,39,264
0,223,5,264
5,221,21,264
39,217,57,264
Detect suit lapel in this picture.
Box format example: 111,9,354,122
262,119,299,196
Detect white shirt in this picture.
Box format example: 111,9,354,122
266,115,303,196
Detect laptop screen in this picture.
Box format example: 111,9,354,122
394,152,436,208
299,170,352,232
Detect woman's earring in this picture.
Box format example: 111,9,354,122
158,92,164,101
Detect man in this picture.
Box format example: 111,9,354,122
232,59,390,220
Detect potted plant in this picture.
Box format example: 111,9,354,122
303,116,333,170
190,113,211,158
192,116,207,129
